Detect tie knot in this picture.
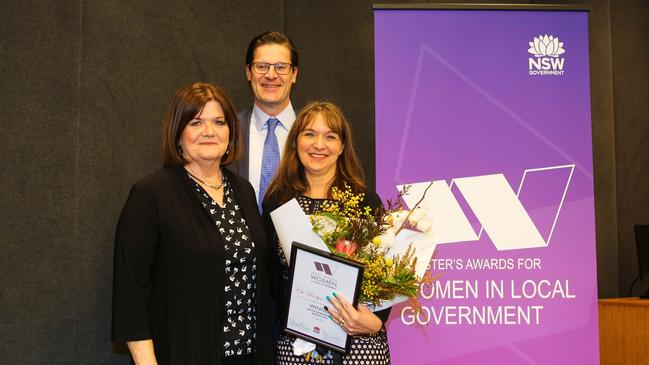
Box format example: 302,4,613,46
266,118,280,132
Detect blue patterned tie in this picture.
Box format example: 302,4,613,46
258,118,280,211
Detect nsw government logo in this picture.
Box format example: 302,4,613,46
528,34,565,76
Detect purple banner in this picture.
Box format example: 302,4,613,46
374,9,598,364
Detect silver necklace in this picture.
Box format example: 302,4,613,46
185,169,224,190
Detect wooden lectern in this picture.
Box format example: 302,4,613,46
598,297,649,364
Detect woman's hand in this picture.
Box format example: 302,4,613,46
325,292,383,336
127,339,158,365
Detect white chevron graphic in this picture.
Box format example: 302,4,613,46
398,164,574,251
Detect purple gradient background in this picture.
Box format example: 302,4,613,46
374,10,598,364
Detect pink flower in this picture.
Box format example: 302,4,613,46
334,239,357,257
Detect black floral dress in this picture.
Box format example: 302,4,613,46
189,173,257,358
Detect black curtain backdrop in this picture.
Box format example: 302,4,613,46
0,0,646,363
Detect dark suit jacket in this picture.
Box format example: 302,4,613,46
112,166,273,365
229,108,253,179
230,106,299,181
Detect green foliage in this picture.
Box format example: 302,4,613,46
311,183,424,305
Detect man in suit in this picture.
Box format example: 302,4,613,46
232,31,299,209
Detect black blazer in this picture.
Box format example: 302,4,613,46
229,108,253,179
112,166,273,365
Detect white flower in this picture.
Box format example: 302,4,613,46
415,218,433,233
378,227,396,250
389,210,409,229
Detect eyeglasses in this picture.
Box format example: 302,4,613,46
250,62,293,75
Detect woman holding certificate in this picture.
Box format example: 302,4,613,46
112,82,274,365
263,101,391,365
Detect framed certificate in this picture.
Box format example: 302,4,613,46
284,241,365,353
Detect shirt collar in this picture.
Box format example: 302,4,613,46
252,102,296,132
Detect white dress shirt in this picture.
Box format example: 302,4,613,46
248,102,296,203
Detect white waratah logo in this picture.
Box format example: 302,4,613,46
528,35,566,57
528,35,566,76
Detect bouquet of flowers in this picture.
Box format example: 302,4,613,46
310,182,435,307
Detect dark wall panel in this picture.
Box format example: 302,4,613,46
611,0,649,296
0,1,80,364
580,0,619,298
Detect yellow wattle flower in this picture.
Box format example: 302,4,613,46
372,236,382,246
385,258,394,267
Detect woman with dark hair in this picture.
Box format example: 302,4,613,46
263,101,391,365
112,82,273,365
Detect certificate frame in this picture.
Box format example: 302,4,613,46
283,241,365,353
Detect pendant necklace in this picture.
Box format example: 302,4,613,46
185,168,224,190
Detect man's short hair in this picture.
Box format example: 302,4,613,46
245,31,299,67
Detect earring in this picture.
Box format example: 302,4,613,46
177,143,183,156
